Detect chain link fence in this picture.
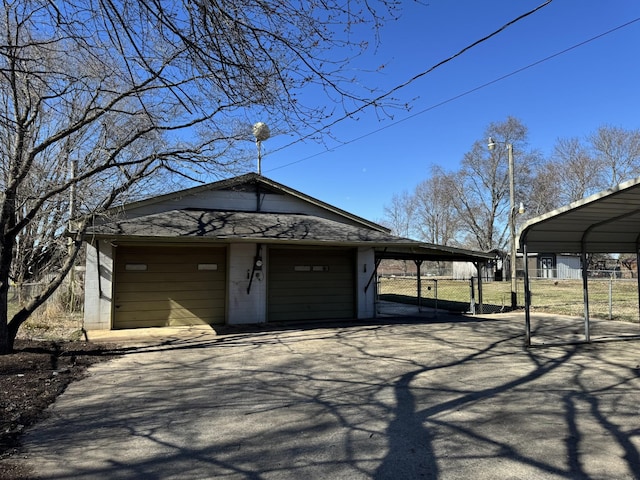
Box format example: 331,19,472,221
528,275,639,323
376,275,480,317
7,270,85,337
376,268,640,324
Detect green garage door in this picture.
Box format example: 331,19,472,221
268,247,355,322
114,246,226,329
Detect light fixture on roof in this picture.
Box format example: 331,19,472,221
252,122,270,175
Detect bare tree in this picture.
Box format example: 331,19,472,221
381,190,417,276
413,169,460,246
528,161,563,216
530,137,603,214
446,117,538,252
589,125,640,187
382,190,416,239
533,126,640,217
0,0,403,353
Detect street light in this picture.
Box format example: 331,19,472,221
488,137,524,310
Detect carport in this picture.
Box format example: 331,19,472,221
372,243,494,314
519,176,640,346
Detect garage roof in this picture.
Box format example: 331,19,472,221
88,209,493,262
519,176,640,254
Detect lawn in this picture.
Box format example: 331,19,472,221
378,276,640,323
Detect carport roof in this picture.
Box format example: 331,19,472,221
87,209,493,262
519,176,640,254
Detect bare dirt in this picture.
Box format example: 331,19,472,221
0,339,117,479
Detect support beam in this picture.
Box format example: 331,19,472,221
637,249,640,327
474,261,485,315
414,260,423,312
581,250,591,343
523,243,531,347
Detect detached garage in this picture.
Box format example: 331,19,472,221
82,173,491,331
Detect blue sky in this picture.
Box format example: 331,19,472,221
255,0,640,224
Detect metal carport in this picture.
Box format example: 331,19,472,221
519,175,640,346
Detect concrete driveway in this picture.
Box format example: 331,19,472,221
22,313,640,479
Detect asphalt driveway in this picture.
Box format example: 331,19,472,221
22,313,640,479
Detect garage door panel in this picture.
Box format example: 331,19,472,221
267,293,354,305
116,272,223,284
112,311,223,328
115,280,226,294
269,282,351,293
269,300,353,313
117,265,223,276
114,246,226,329
116,289,225,303
115,297,224,312
268,248,355,322
268,308,348,322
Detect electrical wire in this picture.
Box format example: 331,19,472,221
266,14,640,174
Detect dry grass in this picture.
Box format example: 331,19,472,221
378,276,640,323
529,278,639,322
9,297,84,342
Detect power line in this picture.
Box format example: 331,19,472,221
266,15,640,174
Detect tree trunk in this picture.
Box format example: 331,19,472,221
7,307,28,351
0,283,10,354
0,243,14,354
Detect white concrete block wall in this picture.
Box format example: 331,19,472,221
227,243,267,324
356,247,376,319
83,240,114,330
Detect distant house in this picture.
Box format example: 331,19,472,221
527,253,582,280
82,173,491,331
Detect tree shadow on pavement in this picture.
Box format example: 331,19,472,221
19,314,640,479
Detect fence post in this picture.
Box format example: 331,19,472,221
609,276,613,320
434,278,438,315
415,260,423,312
469,277,476,315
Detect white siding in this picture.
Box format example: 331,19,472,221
119,190,369,228
453,262,477,280
557,255,582,279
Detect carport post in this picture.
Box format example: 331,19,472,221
473,261,484,315
469,277,476,315
414,260,423,312
523,243,531,347
637,249,640,325
581,249,591,342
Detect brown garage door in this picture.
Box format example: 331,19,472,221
268,247,355,322
114,245,226,329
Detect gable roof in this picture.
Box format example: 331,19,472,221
88,209,413,246
519,175,640,254
115,173,389,233
90,173,494,263
87,208,494,262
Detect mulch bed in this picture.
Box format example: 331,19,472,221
0,339,117,479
